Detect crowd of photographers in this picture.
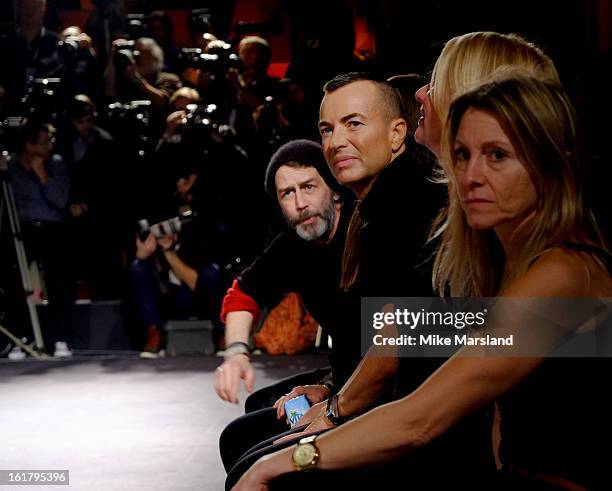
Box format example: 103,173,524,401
0,0,334,358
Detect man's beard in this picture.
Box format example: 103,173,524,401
290,198,336,242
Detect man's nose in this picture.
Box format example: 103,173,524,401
328,126,348,153
294,190,308,211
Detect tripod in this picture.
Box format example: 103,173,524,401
0,151,46,358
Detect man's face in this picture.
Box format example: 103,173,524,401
239,42,263,71
73,113,95,138
28,129,55,159
275,165,337,242
135,44,159,78
18,0,46,30
318,81,400,197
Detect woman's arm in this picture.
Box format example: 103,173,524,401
232,248,609,488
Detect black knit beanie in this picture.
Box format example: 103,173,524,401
264,139,343,197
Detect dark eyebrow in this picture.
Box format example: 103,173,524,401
277,178,315,195
318,112,366,129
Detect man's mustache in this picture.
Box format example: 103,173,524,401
290,211,321,227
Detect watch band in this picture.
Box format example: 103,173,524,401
223,341,250,360
324,394,345,426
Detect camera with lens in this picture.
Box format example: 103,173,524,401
107,100,151,124
179,43,240,78
57,37,81,58
137,208,194,241
0,117,23,153
180,103,218,134
19,78,63,124
125,14,149,40
105,100,151,155
188,8,212,34
113,39,137,71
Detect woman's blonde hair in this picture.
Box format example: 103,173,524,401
433,72,604,296
430,32,560,127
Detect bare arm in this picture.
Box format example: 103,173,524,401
214,310,256,404
133,74,168,108
233,248,611,488
163,249,198,290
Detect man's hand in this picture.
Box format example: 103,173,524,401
157,233,177,252
214,354,255,404
30,156,48,184
123,63,141,84
135,233,157,260
70,203,88,218
162,110,187,140
273,385,331,420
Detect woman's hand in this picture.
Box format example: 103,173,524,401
231,452,290,491
231,460,270,490
273,384,331,420
273,412,334,444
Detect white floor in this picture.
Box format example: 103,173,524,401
0,354,327,491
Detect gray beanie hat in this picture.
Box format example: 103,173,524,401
264,139,343,197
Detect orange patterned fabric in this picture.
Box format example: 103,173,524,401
254,293,319,355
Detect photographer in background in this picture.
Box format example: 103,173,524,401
0,0,63,113
131,214,225,358
58,26,102,101
146,87,207,221
104,37,181,110
230,36,278,145
7,119,73,357
56,94,125,300
253,77,319,153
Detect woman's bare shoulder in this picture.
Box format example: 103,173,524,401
503,246,612,297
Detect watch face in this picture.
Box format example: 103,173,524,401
294,443,316,467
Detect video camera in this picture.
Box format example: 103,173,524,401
178,44,240,77
180,103,218,134
126,14,149,40
113,39,137,71
188,9,213,34
107,100,151,124
19,78,63,124
0,118,23,153
137,208,194,241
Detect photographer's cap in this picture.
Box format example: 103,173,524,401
264,139,343,197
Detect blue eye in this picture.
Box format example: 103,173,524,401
320,127,332,136
348,120,362,128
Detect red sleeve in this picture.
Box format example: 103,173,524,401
220,279,262,325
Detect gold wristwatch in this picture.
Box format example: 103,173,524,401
291,435,320,471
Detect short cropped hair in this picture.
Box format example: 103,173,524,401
323,72,402,121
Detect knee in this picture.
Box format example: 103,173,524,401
130,259,152,280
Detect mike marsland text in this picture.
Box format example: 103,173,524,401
372,333,514,347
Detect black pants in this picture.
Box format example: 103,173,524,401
225,410,497,490
219,367,330,472
22,221,74,345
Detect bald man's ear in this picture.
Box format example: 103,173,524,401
390,117,408,153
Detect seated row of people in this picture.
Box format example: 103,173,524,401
215,31,612,491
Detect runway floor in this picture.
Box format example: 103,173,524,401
0,352,328,490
